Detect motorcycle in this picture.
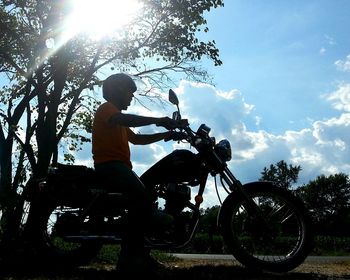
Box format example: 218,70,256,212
24,89,313,272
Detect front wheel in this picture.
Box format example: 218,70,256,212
219,182,313,272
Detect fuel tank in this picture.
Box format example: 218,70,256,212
140,149,202,186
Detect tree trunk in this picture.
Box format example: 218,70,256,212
0,138,23,254
0,140,13,198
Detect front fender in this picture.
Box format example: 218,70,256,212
217,181,275,228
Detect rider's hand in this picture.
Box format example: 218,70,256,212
157,117,188,130
156,117,175,130
164,131,188,142
176,119,189,129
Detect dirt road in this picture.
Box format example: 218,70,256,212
166,258,350,280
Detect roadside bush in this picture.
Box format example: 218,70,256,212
312,236,350,256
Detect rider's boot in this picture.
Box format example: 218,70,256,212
117,247,167,277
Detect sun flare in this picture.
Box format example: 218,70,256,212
64,0,142,40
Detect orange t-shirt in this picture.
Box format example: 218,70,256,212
92,102,133,168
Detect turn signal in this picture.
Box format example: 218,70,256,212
195,195,203,205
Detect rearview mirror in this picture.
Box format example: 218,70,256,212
168,89,179,106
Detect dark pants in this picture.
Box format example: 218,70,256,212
94,160,152,255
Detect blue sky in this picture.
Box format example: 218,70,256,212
73,1,350,207
203,0,350,131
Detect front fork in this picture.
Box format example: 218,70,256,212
219,167,273,237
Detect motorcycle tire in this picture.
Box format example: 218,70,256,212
219,182,313,272
27,198,102,268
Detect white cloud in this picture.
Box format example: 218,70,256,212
325,34,336,46
216,89,240,100
131,143,164,171
335,54,350,72
229,123,269,161
175,80,255,134
132,81,350,187
225,111,350,186
326,83,350,112
149,143,168,161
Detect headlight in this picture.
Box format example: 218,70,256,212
215,139,232,162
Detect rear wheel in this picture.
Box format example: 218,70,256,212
28,199,102,268
220,182,313,272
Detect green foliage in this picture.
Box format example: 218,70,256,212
94,245,120,264
260,160,302,189
198,205,220,233
139,0,223,67
93,245,179,264
312,236,350,256
297,173,350,236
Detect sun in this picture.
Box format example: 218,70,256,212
64,0,142,40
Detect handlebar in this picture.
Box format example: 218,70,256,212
168,121,215,150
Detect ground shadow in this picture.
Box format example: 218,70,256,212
0,262,340,280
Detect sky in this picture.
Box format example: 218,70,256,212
69,1,350,207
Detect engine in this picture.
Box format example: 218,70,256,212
164,183,191,215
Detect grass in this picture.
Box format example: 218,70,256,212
91,245,180,265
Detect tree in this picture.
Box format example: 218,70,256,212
297,173,350,236
259,160,302,189
198,206,222,253
0,0,224,245
199,205,220,233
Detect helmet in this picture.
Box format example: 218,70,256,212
102,73,137,102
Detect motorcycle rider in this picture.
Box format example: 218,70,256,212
92,73,186,275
